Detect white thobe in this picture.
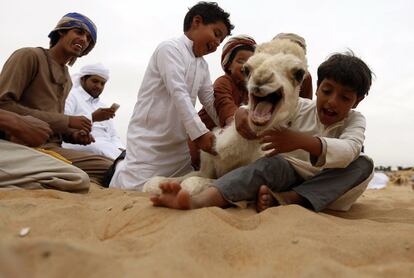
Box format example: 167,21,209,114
281,98,373,211
110,35,218,190
63,87,124,160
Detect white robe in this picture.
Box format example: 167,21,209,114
110,35,218,190
63,87,124,160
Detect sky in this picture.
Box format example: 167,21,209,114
1,0,413,167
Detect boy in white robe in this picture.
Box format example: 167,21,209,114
110,2,234,190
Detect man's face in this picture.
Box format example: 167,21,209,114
191,16,228,57
59,28,91,57
316,79,363,126
81,75,106,98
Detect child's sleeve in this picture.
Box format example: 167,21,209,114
64,92,83,117
314,111,366,168
213,76,239,127
156,43,209,141
198,69,219,127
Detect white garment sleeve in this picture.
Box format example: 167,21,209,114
107,119,124,149
317,112,366,169
64,92,76,116
156,43,209,141
64,90,93,121
198,70,219,126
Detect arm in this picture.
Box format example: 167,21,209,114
261,129,322,157
234,107,258,140
0,48,70,133
213,76,240,127
64,91,92,132
0,109,52,147
156,42,216,154
197,70,219,127
318,112,366,168
261,111,366,169
92,108,115,122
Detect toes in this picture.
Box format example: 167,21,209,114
170,182,182,193
159,182,180,193
150,195,162,206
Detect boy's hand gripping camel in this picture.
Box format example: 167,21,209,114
143,38,307,195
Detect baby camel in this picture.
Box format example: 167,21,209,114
143,38,308,194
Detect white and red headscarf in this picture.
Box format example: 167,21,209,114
221,35,256,73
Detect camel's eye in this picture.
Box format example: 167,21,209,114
241,65,251,78
292,68,305,83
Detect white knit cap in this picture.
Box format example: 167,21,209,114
72,63,110,87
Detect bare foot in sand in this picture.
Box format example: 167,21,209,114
256,185,283,212
257,185,311,212
150,182,192,210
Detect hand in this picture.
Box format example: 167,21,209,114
70,130,95,145
235,107,257,140
92,108,116,122
193,131,217,156
224,116,234,127
9,115,52,147
260,129,306,156
68,116,92,133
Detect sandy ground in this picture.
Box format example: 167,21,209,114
0,176,413,278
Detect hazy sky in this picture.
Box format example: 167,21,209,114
1,0,413,167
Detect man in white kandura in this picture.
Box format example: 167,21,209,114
63,63,124,159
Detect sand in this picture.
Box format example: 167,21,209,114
0,179,413,277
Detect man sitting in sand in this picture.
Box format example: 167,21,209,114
0,12,113,185
151,52,374,213
63,63,124,160
0,109,90,192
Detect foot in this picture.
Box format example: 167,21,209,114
256,185,286,212
150,182,192,210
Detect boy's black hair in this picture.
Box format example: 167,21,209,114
49,30,68,49
225,44,255,74
317,51,373,97
183,1,234,35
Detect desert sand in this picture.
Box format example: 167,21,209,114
0,173,413,278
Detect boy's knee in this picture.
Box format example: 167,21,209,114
78,171,91,191
69,167,90,192
255,155,289,172
353,156,374,179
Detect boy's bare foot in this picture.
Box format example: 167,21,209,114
256,185,286,212
257,186,311,212
150,182,192,210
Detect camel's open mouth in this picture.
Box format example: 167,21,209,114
250,88,283,126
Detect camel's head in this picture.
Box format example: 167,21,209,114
243,39,307,133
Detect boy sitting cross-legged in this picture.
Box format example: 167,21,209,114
151,51,375,213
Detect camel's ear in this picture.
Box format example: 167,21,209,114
292,68,305,83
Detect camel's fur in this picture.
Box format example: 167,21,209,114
143,38,308,195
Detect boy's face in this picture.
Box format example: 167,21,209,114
228,49,254,87
58,28,92,57
81,75,106,98
316,79,364,126
191,16,228,57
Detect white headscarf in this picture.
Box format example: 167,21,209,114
72,63,110,88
